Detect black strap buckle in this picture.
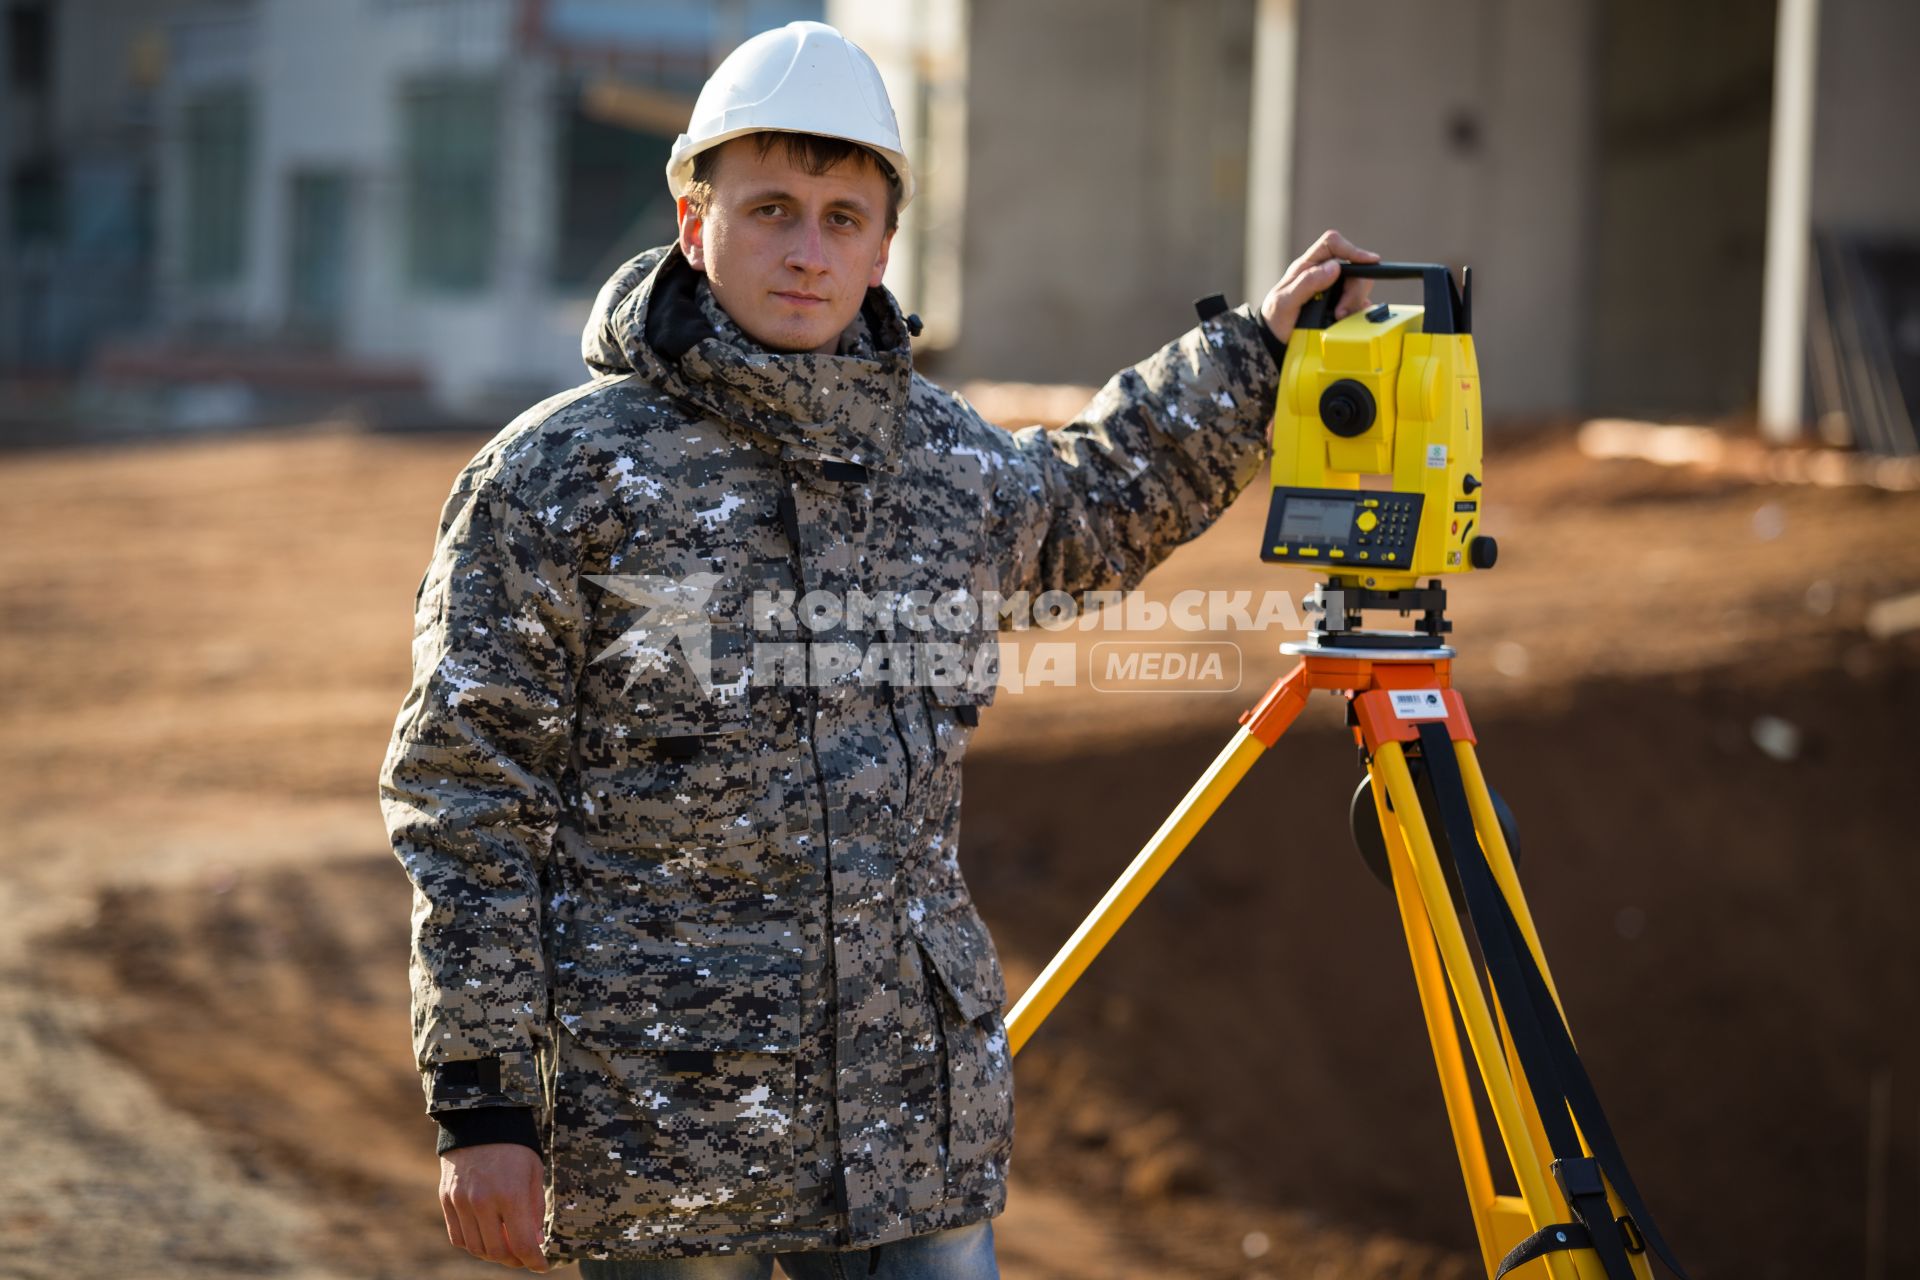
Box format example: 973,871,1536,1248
1553,1156,1607,1202
429,1055,503,1103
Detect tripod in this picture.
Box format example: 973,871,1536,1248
1003,588,1686,1280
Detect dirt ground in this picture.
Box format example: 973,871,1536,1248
2,418,1917,1280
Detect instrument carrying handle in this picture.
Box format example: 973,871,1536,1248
1293,261,1471,335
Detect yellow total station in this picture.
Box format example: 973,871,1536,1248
1263,262,1496,591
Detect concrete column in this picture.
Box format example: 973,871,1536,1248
1758,0,1820,441
1244,0,1298,310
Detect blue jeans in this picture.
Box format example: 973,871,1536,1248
575,1220,998,1280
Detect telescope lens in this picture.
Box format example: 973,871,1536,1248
1319,380,1377,438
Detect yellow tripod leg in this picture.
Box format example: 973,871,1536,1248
1458,741,1585,1262
1457,742,1565,1013
1451,737,1580,1257
1372,742,1594,1280
1005,726,1269,1057
1455,742,1653,1280
1369,765,1502,1269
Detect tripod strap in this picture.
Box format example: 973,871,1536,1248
1412,723,1689,1280
1495,1214,1656,1280
1493,1222,1591,1279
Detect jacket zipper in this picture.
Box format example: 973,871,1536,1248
781,473,856,1233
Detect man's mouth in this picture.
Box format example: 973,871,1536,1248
773,291,828,307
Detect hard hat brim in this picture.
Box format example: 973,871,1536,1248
667,126,916,211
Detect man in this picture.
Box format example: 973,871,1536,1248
378,19,1379,1278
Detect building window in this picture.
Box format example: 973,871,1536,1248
401,77,498,293
552,86,677,290
9,2,50,91
183,86,252,286
9,159,59,247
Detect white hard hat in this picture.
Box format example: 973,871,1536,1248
667,20,914,210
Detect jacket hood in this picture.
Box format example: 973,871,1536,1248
581,244,915,474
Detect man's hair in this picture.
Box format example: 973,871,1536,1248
686,132,901,233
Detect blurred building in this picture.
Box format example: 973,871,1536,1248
1,0,821,423
1,0,196,372
3,0,1916,438
155,0,824,420
838,0,1258,400
840,0,1919,437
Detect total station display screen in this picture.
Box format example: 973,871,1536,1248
1277,496,1355,541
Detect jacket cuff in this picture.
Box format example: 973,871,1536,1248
1252,309,1286,367
1229,301,1286,374
421,1050,543,1111
433,1105,542,1156
1213,302,1285,427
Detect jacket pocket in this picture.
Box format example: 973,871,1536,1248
547,927,804,1224
920,632,998,781
575,624,775,850
553,922,804,1051
896,938,950,1215
910,903,1007,1027
550,1028,801,1223
925,632,1001,714
909,918,1013,1205
935,995,1013,1203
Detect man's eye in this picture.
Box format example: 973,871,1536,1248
829,213,857,228
755,204,784,217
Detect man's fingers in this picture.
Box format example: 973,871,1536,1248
453,1196,521,1269
1302,227,1345,266
504,1216,549,1272
1319,229,1381,265
1283,258,1341,300
504,1173,549,1272
443,1196,468,1251
452,1202,493,1264
1261,231,1387,342
1295,229,1381,273
472,1207,524,1268
1335,277,1375,320
440,1146,547,1269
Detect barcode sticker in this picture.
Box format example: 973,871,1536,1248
1390,689,1448,720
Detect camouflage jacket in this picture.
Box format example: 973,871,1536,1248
377,243,1280,1262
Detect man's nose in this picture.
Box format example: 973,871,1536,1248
785,219,828,274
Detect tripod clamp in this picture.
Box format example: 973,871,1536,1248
1303,576,1453,651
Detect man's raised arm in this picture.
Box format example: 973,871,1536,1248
981,229,1380,607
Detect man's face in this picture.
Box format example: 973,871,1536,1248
678,137,895,355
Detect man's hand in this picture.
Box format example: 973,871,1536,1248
440,1143,550,1271
1259,228,1383,344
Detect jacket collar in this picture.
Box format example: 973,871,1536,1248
587,244,913,474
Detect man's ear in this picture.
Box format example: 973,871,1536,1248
677,197,707,273
867,228,895,289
